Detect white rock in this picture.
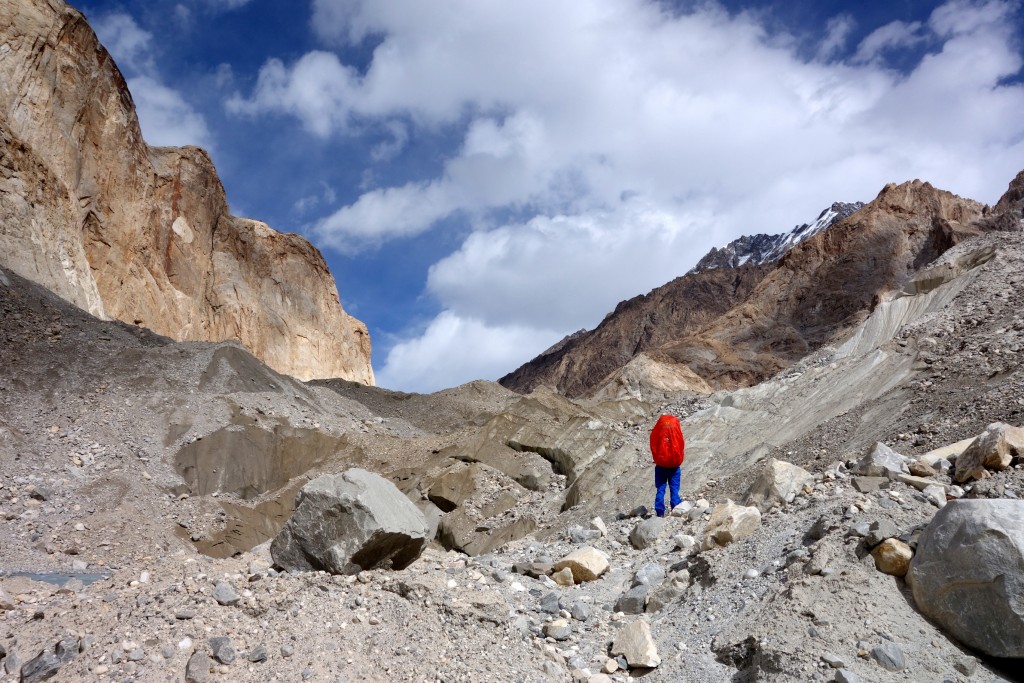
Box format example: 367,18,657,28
610,620,660,668
702,501,761,550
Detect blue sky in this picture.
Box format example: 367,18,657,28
83,0,1024,392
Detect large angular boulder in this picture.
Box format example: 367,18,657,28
553,546,610,582
743,458,813,512
954,422,1024,483
853,443,908,480
271,469,429,574
702,501,761,550
909,499,1024,657
610,620,661,668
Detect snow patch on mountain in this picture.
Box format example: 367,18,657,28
689,202,865,274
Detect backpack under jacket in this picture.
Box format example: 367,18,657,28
650,414,685,468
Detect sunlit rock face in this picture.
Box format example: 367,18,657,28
0,0,374,384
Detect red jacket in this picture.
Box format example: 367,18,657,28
650,414,685,468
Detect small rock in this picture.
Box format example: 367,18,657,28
544,619,572,641
589,517,608,536
212,581,240,606
570,601,593,622
246,644,268,663
673,534,696,553
209,637,235,664
871,538,913,577
632,563,666,588
702,501,761,550
280,644,294,658
870,642,906,671
835,670,860,683
865,519,899,548
540,591,561,614
20,651,62,683
854,443,909,480
552,567,575,586
185,651,211,683
821,653,846,668
615,585,648,615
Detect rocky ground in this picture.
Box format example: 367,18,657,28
3,228,1024,682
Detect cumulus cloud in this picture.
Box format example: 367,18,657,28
374,313,562,394
92,12,211,149
127,76,212,148
231,0,1024,391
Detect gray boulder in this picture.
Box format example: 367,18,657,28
909,499,1024,657
271,468,429,574
615,585,648,615
629,518,664,550
853,443,908,480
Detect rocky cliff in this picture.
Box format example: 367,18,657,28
0,0,374,383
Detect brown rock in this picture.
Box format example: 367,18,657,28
0,0,373,383
955,422,1024,483
872,538,913,577
908,459,937,477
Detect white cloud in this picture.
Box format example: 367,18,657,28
232,0,1024,392
819,14,856,60
92,12,211,149
853,21,925,63
92,13,155,74
128,76,212,148
226,52,359,137
374,312,562,393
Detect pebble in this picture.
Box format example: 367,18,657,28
247,644,268,663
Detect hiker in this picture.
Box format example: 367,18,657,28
650,414,684,517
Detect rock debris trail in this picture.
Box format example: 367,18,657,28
5,237,1024,682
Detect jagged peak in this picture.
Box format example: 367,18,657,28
688,201,865,275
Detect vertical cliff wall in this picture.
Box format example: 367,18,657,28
0,0,374,383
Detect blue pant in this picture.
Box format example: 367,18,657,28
654,466,681,516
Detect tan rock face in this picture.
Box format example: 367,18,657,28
0,0,373,383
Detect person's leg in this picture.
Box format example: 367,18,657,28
669,466,682,510
654,466,669,517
